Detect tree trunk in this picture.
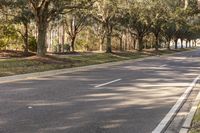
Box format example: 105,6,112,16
133,38,136,50
105,23,113,53
167,41,171,50
106,32,112,53
119,37,123,51
37,21,48,56
192,40,195,47
124,35,128,51
99,42,103,52
186,40,188,48
189,40,191,48
71,36,76,52
145,41,148,49
167,39,171,50
155,35,159,51
138,36,143,51
181,39,183,49
174,39,178,49
99,37,104,52
184,0,189,9
62,24,65,53
194,40,197,47
23,23,29,56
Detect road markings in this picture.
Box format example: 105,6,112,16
95,79,122,88
160,64,167,67
152,75,200,133
28,106,33,109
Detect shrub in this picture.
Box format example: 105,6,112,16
29,36,37,52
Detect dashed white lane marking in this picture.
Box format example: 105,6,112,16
160,64,167,67
28,106,33,109
152,75,200,133
95,79,122,88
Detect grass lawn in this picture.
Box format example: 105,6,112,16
0,48,195,77
190,105,200,133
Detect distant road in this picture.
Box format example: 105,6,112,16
1,49,200,133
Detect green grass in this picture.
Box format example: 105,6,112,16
190,106,200,133
0,48,195,77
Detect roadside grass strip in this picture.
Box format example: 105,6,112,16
180,89,200,133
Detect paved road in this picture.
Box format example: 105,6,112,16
1,50,200,133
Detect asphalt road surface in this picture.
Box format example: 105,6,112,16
1,49,200,133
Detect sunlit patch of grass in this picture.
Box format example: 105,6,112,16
190,105,200,133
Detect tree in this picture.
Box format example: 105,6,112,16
64,10,89,52
127,1,152,51
92,21,106,51
113,7,130,51
0,0,199,54
28,0,94,56
150,0,168,51
173,7,190,49
0,24,19,50
162,20,176,50
0,0,35,55
92,0,120,53
0,0,22,50
13,3,34,55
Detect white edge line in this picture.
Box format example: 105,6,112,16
152,75,200,133
95,79,122,88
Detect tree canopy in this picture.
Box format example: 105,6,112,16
0,0,199,55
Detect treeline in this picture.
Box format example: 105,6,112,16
0,0,200,56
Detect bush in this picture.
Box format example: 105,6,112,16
64,43,70,52
76,39,89,51
0,39,7,50
52,44,62,53
0,24,20,50
29,37,37,52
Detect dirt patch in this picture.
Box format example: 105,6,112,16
25,55,72,64
0,50,35,58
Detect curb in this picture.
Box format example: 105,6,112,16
152,75,200,133
179,83,200,133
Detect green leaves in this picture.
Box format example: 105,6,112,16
0,24,20,49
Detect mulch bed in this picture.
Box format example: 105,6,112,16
0,50,35,58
